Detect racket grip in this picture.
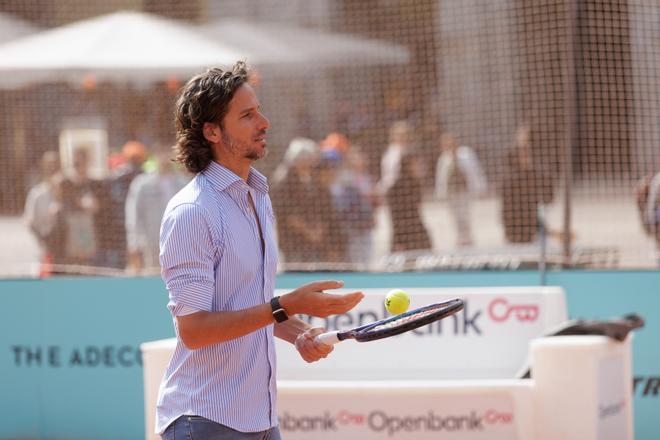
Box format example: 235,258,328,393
314,331,340,346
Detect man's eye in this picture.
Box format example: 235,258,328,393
242,113,252,119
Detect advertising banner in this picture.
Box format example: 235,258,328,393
0,271,657,439
278,386,523,439
275,286,566,380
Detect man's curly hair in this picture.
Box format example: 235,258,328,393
174,61,249,173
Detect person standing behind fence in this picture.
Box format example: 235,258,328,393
435,133,487,248
158,61,363,439
331,141,378,267
95,141,147,269
23,151,62,274
52,147,101,269
125,147,188,273
636,171,660,264
270,137,322,266
501,124,554,244
311,151,348,264
378,120,411,195
388,153,432,252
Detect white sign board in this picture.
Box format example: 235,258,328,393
277,382,530,440
597,357,627,440
275,286,567,380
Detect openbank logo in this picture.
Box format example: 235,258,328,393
301,302,483,335
279,409,514,435
300,297,541,337
487,297,539,323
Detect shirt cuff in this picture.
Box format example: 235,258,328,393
174,304,201,316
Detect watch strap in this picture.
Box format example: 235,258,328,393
270,296,289,323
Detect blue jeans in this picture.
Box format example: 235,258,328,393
162,416,282,440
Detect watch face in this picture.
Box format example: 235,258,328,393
273,309,288,323
271,297,288,322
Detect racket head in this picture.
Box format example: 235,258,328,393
350,298,464,342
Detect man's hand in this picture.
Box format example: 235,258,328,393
280,280,364,318
294,327,333,363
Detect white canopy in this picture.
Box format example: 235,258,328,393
199,19,411,68
0,11,245,89
0,13,39,43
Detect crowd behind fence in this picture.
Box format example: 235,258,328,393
1,0,659,277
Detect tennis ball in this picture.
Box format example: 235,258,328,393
385,289,410,314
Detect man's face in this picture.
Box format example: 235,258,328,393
392,126,409,146
218,83,270,161
42,155,60,177
441,135,457,154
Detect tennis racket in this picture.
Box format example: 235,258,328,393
314,298,465,346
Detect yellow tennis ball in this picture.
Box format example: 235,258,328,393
385,289,410,314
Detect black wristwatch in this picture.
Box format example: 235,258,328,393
270,296,289,323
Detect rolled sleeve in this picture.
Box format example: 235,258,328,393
160,202,218,316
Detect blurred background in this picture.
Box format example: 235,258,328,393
1,0,659,277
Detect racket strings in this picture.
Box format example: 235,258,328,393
368,306,440,332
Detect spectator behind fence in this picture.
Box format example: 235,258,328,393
312,152,348,263
51,147,101,268
326,135,378,266
125,148,189,272
271,138,321,265
378,120,411,195
23,151,62,273
95,140,147,269
435,133,487,248
635,171,660,264
501,124,554,244
387,153,432,253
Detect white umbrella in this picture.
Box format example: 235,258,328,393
0,11,246,89
199,19,411,68
0,12,39,43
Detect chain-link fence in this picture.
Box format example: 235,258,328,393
1,0,658,277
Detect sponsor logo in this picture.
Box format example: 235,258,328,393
280,409,513,435
299,295,542,338
633,376,660,398
279,412,337,432
10,345,142,368
598,400,625,420
487,297,539,323
301,302,483,335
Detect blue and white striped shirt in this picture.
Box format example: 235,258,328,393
156,161,279,434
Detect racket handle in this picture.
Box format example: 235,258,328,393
314,331,341,346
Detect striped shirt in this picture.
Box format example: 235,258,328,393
156,161,279,434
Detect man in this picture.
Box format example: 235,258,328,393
23,151,61,274
435,133,487,247
636,171,660,264
270,137,322,266
501,124,554,244
56,147,101,267
157,61,364,439
96,140,147,269
378,120,411,195
125,147,188,273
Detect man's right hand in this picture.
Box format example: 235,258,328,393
280,280,364,318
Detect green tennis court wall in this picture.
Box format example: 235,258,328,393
0,270,657,439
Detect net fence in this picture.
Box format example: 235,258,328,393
0,0,658,277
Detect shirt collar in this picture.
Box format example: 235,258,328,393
202,161,269,194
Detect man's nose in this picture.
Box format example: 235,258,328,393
258,112,270,131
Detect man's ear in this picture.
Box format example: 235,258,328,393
203,122,222,144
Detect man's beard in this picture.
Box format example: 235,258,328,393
222,132,267,161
